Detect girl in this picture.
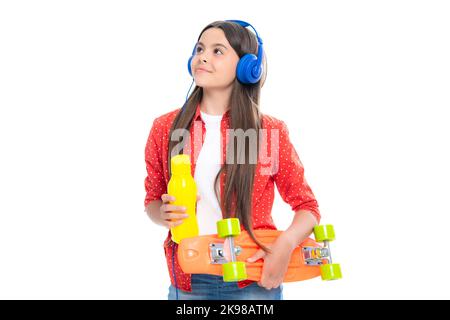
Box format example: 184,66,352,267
144,20,321,300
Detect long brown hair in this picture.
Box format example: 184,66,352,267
168,20,270,253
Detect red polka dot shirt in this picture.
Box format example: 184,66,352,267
144,103,321,292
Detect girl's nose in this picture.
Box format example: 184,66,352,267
198,51,209,63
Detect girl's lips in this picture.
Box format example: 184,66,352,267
195,69,211,73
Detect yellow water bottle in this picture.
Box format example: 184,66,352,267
168,154,199,243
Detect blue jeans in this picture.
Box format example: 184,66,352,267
167,274,283,300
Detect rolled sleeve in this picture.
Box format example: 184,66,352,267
272,120,321,224
144,119,166,207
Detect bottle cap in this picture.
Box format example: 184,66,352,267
171,154,191,175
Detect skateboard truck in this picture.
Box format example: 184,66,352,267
209,243,242,265
303,247,331,266
310,224,342,280
216,218,248,282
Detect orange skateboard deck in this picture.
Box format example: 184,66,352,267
178,229,327,282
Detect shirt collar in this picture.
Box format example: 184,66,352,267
193,102,230,122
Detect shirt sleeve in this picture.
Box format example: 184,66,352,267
144,118,167,207
272,120,321,224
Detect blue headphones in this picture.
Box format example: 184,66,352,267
187,19,264,84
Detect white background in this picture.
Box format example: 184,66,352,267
1,0,449,299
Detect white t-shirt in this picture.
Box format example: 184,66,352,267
194,110,223,235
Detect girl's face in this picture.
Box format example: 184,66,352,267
191,28,240,89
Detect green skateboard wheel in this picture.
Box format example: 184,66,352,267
222,261,247,282
217,218,241,238
320,263,342,280
314,224,336,242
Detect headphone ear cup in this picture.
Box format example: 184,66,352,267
236,53,262,84
187,55,194,77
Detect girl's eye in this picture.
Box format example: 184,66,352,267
196,47,223,55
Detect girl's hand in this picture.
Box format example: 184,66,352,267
159,193,201,229
246,232,297,290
